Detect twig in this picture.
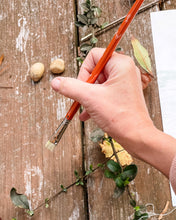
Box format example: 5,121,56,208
81,0,169,42
158,201,169,220
0,86,13,89
0,54,4,66
109,137,122,170
0,65,8,76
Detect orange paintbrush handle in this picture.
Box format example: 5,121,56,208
66,0,145,121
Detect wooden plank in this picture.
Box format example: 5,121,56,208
0,0,85,219
164,0,176,9
79,0,176,219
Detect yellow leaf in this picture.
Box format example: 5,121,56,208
131,36,152,75
99,135,133,166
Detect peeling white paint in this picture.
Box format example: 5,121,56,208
0,12,7,20
16,16,30,77
24,165,44,208
16,16,29,52
57,98,67,120
69,203,80,220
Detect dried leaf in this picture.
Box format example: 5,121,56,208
131,36,152,75
158,201,169,220
10,188,30,209
141,72,152,90
99,135,133,166
0,54,4,66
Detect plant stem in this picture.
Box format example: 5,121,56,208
109,137,122,170
81,0,169,42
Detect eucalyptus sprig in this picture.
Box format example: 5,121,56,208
75,0,108,61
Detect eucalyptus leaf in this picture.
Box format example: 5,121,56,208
92,6,102,17
120,164,137,181
107,160,122,174
89,128,104,142
81,3,90,11
86,10,94,19
131,36,152,75
10,188,30,209
86,0,90,6
75,21,86,27
76,57,84,64
90,17,98,25
77,14,88,25
90,37,98,44
80,43,92,52
100,22,108,29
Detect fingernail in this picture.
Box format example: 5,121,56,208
51,78,61,91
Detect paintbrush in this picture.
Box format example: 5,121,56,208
45,0,145,151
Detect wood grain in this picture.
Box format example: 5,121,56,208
0,0,176,219
80,0,176,219
0,0,84,219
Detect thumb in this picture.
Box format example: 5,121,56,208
51,77,93,104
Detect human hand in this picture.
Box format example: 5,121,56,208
51,48,154,156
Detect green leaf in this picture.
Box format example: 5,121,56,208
74,170,79,178
90,37,98,44
113,186,125,198
90,128,104,142
115,177,125,189
81,3,90,11
80,43,92,53
75,21,86,27
97,163,105,168
107,160,122,174
10,188,30,209
60,185,67,192
140,213,148,220
130,199,136,207
86,0,91,6
120,164,137,181
12,218,17,220
26,210,34,216
90,17,98,25
131,36,152,75
134,206,140,211
92,6,102,17
90,164,93,170
115,47,122,52
77,14,88,25
76,57,84,64
45,198,49,208
86,10,94,19
104,169,116,179
79,181,84,186
100,22,108,29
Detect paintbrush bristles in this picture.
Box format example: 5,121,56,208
45,141,56,152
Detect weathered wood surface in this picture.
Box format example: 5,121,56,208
0,0,176,220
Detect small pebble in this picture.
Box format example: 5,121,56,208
50,58,65,74
30,62,45,82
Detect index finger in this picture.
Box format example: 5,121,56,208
77,48,106,82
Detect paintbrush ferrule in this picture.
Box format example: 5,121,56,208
47,118,70,147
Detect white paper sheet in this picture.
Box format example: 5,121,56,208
151,10,176,206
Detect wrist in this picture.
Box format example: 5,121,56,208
128,125,176,177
